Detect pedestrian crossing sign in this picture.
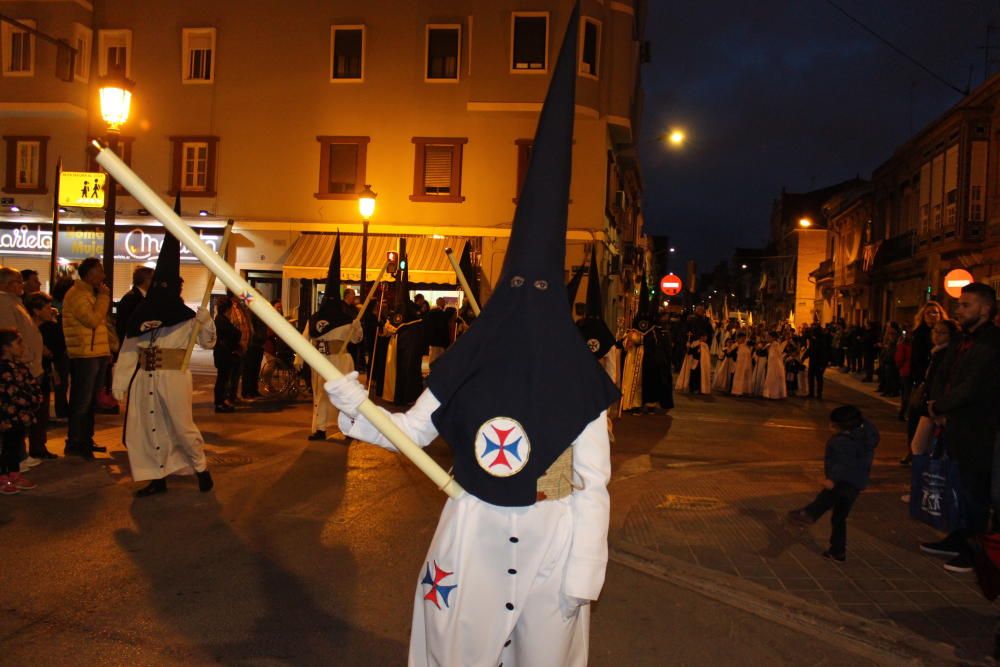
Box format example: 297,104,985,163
59,171,107,208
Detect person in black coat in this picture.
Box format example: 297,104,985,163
922,284,1000,572
213,299,242,413
861,321,880,382
115,266,154,344
805,323,832,399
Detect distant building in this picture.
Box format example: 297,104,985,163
0,0,647,328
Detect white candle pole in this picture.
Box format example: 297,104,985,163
93,141,463,499
335,263,387,356
444,247,480,316
181,220,233,371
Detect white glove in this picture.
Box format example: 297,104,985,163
324,371,368,418
559,594,589,620
195,307,211,324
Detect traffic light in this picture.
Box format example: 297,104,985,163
386,251,399,275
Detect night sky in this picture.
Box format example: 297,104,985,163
639,0,1000,274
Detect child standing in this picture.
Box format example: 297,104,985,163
0,328,43,495
788,405,879,561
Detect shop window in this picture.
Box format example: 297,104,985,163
316,136,369,199
426,25,460,81
169,136,219,197
411,137,466,203
3,136,48,194
511,13,548,72
331,26,364,81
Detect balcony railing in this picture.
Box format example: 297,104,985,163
872,230,916,268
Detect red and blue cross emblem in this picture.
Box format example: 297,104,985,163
474,417,530,477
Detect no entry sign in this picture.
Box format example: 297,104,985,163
660,273,683,296
943,269,973,298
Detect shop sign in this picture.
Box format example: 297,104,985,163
0,224,220,263
58,172,107,208
943,269,973,298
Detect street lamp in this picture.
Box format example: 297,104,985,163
98,74,134,296
358,184,377,298
798,217,813,228
666,129,686,148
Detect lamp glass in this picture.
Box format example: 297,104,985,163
99,84,132,130
358,184,377,219
798,217,812,228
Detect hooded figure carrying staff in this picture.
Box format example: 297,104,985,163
112,230,216,497
304,233,362,441
323,5,618,664
620,273,674,414
380,252,425,406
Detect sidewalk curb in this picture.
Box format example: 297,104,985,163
609,540,983,666
824,371,900,407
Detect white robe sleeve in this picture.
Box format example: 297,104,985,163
564,411,611,602
197,318,217,350
112,335,140,400
337,388,441,451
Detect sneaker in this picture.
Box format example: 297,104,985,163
920,537,963,557
943,552,974,573
823,549,846,562
8,472,36,490
20,456,42,470
0,475,19,495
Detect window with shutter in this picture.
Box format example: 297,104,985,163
3,136,48,194
315,137,369,199
2,19,35,76
411,138,466,203
579,18,600,78
99,30,131,77
169,136,219,197
16,142,39,188
182,28,216,83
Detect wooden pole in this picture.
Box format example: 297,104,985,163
181,220,234,371
336,263,386,356
93,142,463,499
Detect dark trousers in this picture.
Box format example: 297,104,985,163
68,356,108,449
53,354,69,418
0,424,25,474
956,464,994,545
899,378,912,419
863,352,876,381
28,373,50,456
214,353,241,406
803,482,860,554
807,365,826,397
241,346,264,398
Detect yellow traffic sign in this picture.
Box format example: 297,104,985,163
59,171,107,208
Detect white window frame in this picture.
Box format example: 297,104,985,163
72,23,92,83
181,141,209,192
181,27,216,84
2,18,36,77
425,24,461,83
578,17,600,80
330,25,365,83
98,29,132,78
15,140,40,189
510,12,549,74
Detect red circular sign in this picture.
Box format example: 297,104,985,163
660,273,683,296
943,269,974,298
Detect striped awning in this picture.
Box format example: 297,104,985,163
283,232,463,283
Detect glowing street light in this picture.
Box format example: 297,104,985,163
669,247,676,253
741,264,748,269
666,129,686,147
98,75,134,132
798,217,813,228
98,73,135,295
358,184,377,299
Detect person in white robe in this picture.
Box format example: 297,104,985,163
711,338,737,393
675,336,712,394
112,231,216,497
730,332,754,396
751,339,769,396
763,333,788,399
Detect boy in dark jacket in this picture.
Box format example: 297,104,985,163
788,405,880,561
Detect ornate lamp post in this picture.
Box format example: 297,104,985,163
98,75,134,295
358,184,377,298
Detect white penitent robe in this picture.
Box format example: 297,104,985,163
751,347,769,396
730,344,754,396
619,334,644,410
763,341,788,400
338,390,610,667
675,341,712,394
310,321,363,433
711,348,735,393
112,319,216,482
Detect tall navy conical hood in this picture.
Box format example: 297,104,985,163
125,195,195,337
457,241,480,304
633,270,652,330
577,247,615,358
391,239,420,324
309,232,352,337
426,3,619,508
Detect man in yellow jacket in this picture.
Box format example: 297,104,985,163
62,257,111,459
